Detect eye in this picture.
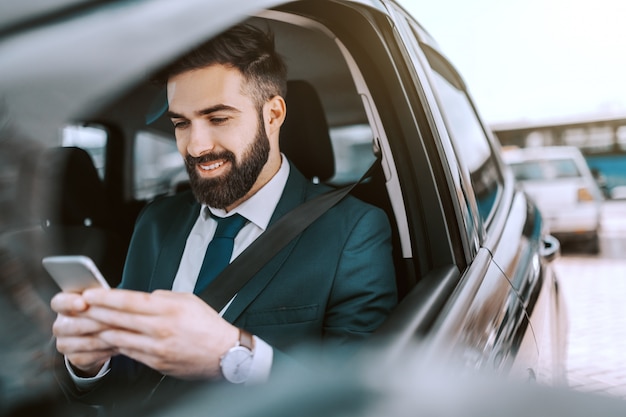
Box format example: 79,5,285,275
210,116,229,125
171,120,189,129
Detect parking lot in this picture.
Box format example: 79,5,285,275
555,199,626,399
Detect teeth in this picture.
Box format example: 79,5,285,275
200,161,224,171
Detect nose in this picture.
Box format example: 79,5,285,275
185,122,216,157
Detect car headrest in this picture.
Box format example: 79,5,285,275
280,80,335,182
35,147,112,228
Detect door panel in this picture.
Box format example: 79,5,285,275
490,191,567,383
423,249,529,375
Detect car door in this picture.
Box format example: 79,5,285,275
385,4,565,382
266,0,538,376
239,0,562,381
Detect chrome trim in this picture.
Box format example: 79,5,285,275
540,235,561,263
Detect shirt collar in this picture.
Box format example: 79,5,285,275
204,154,290,231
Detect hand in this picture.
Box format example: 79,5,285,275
50,291,117,377
80,288,239,380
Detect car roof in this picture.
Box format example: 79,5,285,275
1,0,414,145
0,0,294,143
0,0,97,34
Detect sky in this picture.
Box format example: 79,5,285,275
398,0,626,125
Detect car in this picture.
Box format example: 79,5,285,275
0,0,568,413
502,146,604,253
610,185,626,200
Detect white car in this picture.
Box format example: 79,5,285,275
503,146,603,253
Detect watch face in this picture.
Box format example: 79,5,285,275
221,346,253,384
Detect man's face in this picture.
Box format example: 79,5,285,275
167,65,271,209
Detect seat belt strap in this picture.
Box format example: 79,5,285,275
198,156,381,312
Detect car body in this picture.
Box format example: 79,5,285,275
610,185,626,200
502,146,603,253
0,0,568,412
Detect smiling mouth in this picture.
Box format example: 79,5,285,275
186,152,235,178
200,161,224,171
197,158,230,175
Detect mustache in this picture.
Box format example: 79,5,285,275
185,151,236,166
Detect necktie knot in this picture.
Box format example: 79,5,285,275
212,213,247,239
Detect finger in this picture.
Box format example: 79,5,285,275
81,304,165,334
56,334,117,356
52,314,112,337
98,328,169,361
84,288,208,316
50,292,88,314
83,288,171,314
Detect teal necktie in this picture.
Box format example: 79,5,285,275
194,213,248,294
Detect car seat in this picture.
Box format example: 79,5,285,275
280,80,335,183
1,146,126,297
280,80,407,299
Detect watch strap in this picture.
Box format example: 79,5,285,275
238,329,254,351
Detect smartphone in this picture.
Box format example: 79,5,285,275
42,255,111,292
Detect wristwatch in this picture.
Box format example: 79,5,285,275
220,329,255,384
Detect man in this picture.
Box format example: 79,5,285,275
51,24,397,405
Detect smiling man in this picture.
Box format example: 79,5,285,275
167,62,281,211
50,24,397,407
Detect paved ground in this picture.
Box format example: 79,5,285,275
554,200,626,399
555,255,626,398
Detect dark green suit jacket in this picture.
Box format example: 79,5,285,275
61,163,397,405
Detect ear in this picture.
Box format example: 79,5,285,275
264,95,286,137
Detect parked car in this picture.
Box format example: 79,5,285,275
0,0,568,414
502,146,604,253
610,185,626,200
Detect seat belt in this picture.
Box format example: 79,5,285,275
198,155,381,312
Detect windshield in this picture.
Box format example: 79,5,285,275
510,158,581,181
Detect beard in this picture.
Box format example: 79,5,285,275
185,116,270,209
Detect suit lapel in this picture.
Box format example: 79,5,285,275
149,192,200,291
222,164,312,323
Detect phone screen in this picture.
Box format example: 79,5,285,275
42,255,111,292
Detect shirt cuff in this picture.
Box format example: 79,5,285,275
65,356,111,391
245,335,273,385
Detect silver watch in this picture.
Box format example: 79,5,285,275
220,329,254,384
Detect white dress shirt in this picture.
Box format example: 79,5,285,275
68,155,290,387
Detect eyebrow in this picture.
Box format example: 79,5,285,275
167,104,241,119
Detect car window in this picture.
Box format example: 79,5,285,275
133,130,186,200
426,57,504,223
130,123,376,199
62,124,107,179
61,124,188,201
392,13,479,262
510,159,581,181
328,124,377,184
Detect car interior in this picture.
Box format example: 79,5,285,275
0,3,575,409
5,11,418,306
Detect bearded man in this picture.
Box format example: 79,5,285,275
50,23,397,408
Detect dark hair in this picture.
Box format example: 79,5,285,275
158,24,287,108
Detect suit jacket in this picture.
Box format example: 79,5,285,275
60,163,397,405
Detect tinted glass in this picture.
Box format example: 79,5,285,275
133,130,185,200
62,124,107,179
510,159,581,181
329,124,377,184
430,70,503,222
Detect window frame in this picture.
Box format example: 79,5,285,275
419,42,507,231
387,8,481,265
